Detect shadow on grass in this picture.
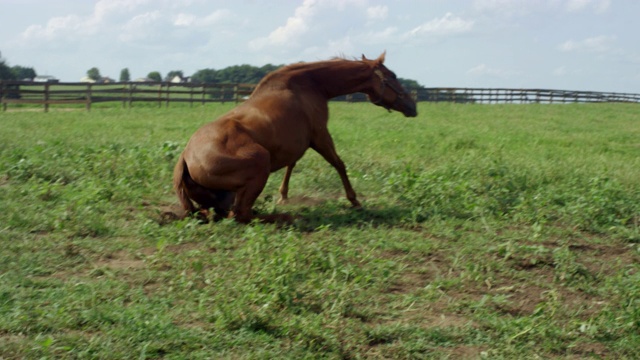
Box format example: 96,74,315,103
157,196,411,232
288,203,410,232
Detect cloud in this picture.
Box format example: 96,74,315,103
249,0,318,50
566,0,611,13
22,15,85,40
119,11,164,43
21,0,154,41
468,63,517,78
558,35,616,53
473,0,534,16
173,9,232,27
366,5,388,21
475,0,611,15
405,13,474,39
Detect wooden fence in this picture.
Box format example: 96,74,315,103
0,81,256,112
2,81,639,112
410,88,640,104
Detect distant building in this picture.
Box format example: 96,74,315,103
80,76,115,83
134,77,154,83
33,75,59,83
167,75,190,83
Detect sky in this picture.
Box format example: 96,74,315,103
1,0,639,93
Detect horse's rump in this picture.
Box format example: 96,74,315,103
173,153,234,218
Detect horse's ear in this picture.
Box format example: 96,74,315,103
376,51,386,65
362,54,368,61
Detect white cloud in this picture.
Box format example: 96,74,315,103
475,0,611,15
366,5,388,21
173,10,231,27
248,0,373,51
558,35,616,53
473,0,534,16
250,0,318,50
361,27,399,44
174,13,197,27
22,15,83,40
20,0,152,41
405,13,474,39
468,63,517,78
566,0,611,13
119,11,163,43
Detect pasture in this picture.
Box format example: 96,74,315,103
0,103,639,358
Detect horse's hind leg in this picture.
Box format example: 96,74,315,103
183,178,235,220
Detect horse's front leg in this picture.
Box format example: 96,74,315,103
278,163,296,205
311,131,361,208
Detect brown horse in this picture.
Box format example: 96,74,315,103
173,52,417,223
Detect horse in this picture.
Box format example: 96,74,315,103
173,52,417,223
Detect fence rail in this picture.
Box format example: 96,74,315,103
2,81,639,112
0,81,256,112
410,88,640,104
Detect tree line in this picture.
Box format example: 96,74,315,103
107,64,423,90
0,52,36,81
1,51,424,90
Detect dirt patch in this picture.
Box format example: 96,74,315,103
448,344,488,358
565,341,609,358
95,250,146,270
570,241,638,277
279,195,328,207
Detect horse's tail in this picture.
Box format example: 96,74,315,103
173,153,197,216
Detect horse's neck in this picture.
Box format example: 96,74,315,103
273,61,371,99
309,62,372,98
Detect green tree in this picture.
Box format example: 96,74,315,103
119,68,130,82
191,64,282,84
0,51,14,80
165,70,183,82
398,78,422,90
87,67,101,81
191,68,217,84
147,71,162,82
11,66,36,80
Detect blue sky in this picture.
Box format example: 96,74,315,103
1,0,638,92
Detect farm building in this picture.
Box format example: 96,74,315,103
33,75,59,83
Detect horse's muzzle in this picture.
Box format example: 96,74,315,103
402,101,418,117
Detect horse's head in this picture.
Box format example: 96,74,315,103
365,52,417,117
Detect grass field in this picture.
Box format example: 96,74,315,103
1,103,639,358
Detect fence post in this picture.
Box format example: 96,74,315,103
128,83,134,108
44,83,50,112
166,83,171,107
86,83,92,111
1,82,5,112
122,84,126,109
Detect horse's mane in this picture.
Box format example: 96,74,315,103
259,56,371,84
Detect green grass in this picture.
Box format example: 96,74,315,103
1,103,639,358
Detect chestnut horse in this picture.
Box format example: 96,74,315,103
173,52,417,223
